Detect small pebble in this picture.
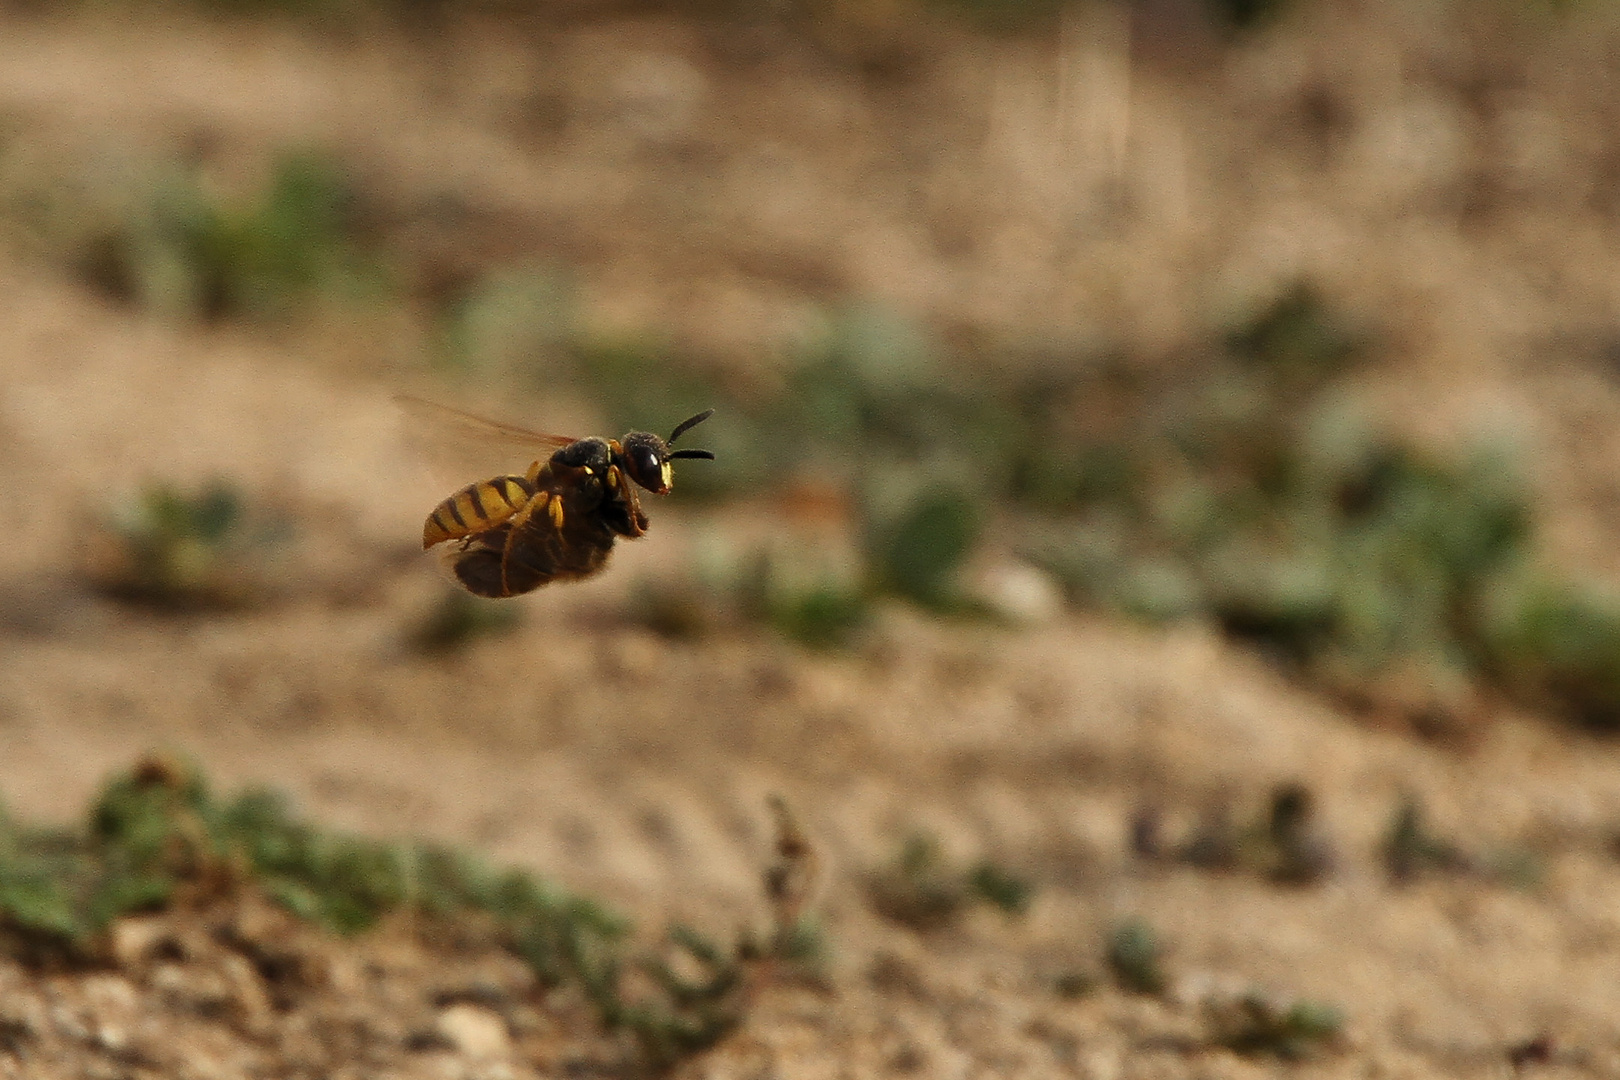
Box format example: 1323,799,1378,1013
435,1004,511,1060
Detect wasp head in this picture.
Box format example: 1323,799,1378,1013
621,409,716,494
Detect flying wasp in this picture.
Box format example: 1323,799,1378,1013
400,396,715,598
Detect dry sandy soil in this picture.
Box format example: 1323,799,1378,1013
6,2,1620,1077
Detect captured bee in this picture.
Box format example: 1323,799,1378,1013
401,396,715,598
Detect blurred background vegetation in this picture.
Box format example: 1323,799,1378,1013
68,205,1618,733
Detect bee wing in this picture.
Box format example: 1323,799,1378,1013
395,392,580,486
394,394,579,451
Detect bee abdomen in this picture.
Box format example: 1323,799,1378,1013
422,475,533,549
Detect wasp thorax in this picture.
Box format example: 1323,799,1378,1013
621,432,672,494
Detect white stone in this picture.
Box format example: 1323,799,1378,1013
966,559,1066,625
109,916,169,968
435,1005,511,1061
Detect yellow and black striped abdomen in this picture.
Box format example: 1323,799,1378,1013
422,474,535,549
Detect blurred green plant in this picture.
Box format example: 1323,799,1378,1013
1203,444,1527,663
0,757,816,1070
967,859,1034,915
1251,783,1334,884
767,913,830,974
1014,286,1550,732
743,531,871,647
1381,795,1468,884
0,758,221,959
0,816,172,963
1480,576,1620,729
763,584,870,646
1010,442,1135,513
1105,917,1166,995
1381,795,1540,888
1053,970,1097,998
867,833,1033,930
627,528,869,646
407,589,522,653
80,154,377,321
1156,783,1334,885
1206,993,1343,1058
628,578,725,640
436,264,573,375
83,480,275,609
867,834,968,930
1226,283,1359,386
870,485,984,610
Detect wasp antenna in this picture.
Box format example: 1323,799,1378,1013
668,409,715,445
669,449,716,461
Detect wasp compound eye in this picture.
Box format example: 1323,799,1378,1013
635,446,662,486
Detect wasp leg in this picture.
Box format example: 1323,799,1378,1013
549,496,565,530
499,492,550,597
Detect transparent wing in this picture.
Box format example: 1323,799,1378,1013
394,394,579,452
395,392,583,500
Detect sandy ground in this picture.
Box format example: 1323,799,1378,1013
5,3,1620,1077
